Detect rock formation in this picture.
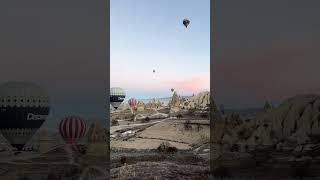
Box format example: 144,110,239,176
145,98,162,109
184,91,210,110
169,91,182,113
23,128,58,152
86,121,109,156
251,95,320,146
213,94,320,154
135,112,168,121
37,128,57,152
87,121,109,144
210,94,320,179
136,101,145,112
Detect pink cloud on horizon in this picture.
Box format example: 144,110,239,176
163,73,210,94
111,73,210,95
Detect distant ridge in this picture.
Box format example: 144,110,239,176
138,96,192,101
138,96,192,105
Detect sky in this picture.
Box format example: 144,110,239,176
213,0,320,109
0,1,108,124
110,0,210,100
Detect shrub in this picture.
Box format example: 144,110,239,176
237,128,252,140
120,156,127,165
187,108,196,116
200,113,208,119
141,116,150,123
177,114,183,118
197,124,202,131
184,120,192,130
112,119,119,126
157,142,177,153
130,114,135,121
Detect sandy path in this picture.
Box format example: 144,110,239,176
110,119,165,134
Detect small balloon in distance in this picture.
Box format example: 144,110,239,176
183,18,190,28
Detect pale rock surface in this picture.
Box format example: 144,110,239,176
145,98,162,109
135,114,147,121
215,94,320,153
169,91,182,113
136,101,145,112
252,95,320,145
185,91,210,110
135,113,168,121
149,113,169,119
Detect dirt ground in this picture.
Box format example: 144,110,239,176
110,116,211,180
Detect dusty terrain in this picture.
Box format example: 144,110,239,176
110,91,211,179
0,91,211,179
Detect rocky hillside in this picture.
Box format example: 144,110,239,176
183,91,210,110
212,94,320,179
168,91,210,113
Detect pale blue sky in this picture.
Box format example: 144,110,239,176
111,0,210,100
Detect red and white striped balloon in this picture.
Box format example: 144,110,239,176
59,116,86,144
128,98,137,108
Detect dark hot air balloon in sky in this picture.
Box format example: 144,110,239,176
59,116,86,144
183,18,190,28
0,82,50,150
110,87,126,110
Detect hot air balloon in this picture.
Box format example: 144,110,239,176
110,87,126,110
152,69,157,80
59,116,86,144
128,98,137,108
183,18,190,28
0,82,50,151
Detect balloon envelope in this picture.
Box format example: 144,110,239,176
59,116,86,144
0,82,50,150
183,18,190,28
128,98,137,108
110,87,126,110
